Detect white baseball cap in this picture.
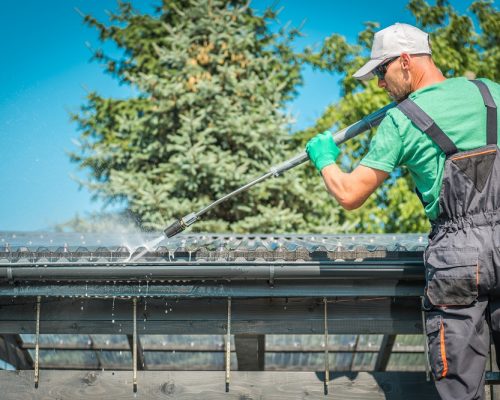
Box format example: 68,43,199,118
353,23,431,80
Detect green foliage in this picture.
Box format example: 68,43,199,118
294,0,499,234
71,0,498,234
71,0,349,233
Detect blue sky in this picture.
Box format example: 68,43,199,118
0,0,474,231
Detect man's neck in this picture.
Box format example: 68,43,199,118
411,64,446,92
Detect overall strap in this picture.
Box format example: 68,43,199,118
397,99,458,156
470,79,498,145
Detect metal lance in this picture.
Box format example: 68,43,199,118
164,102,396,238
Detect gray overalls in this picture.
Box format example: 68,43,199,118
397,80,499,400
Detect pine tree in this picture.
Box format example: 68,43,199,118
71,0,346,233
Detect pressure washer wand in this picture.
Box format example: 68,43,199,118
164,102,396,238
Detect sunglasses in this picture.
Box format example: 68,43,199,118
373,57,399,80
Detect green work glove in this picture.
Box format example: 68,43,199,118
305,131,341,172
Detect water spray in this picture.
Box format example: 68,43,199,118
164,103,396,238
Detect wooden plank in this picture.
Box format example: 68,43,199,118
0,370,440,399
374,334,396,371
234,334,265,370
0,297,423,335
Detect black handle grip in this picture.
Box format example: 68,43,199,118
164,220,185,238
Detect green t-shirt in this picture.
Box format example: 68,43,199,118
360,77,500,221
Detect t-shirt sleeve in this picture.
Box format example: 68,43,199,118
360,113,404,173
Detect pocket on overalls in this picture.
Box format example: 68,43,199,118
426,315,448,379
425,247,479,306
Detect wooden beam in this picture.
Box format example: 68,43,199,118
19,342,425,353
0,279,424,298
349,335,360,370
488,338,500,400
0,335,32,369
87,335,103,370
0,297,423,335
0,370,441,399
234,334,265,371
374,334,397,371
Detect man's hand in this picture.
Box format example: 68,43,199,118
305,131,341,172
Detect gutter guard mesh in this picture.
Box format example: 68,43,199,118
0,232,427,264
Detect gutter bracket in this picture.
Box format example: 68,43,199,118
268,265,275,287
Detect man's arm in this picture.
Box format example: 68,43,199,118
320,164,389,210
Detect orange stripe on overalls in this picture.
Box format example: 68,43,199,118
440,323,448,378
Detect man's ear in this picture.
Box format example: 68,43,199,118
400,53,411,70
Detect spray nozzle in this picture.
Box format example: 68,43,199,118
164,213,198,238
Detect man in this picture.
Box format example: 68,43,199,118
306,23,499,400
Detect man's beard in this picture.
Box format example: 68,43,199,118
394,92,410,103
388,88,411,103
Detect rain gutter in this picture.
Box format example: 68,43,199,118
0,260,423,282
